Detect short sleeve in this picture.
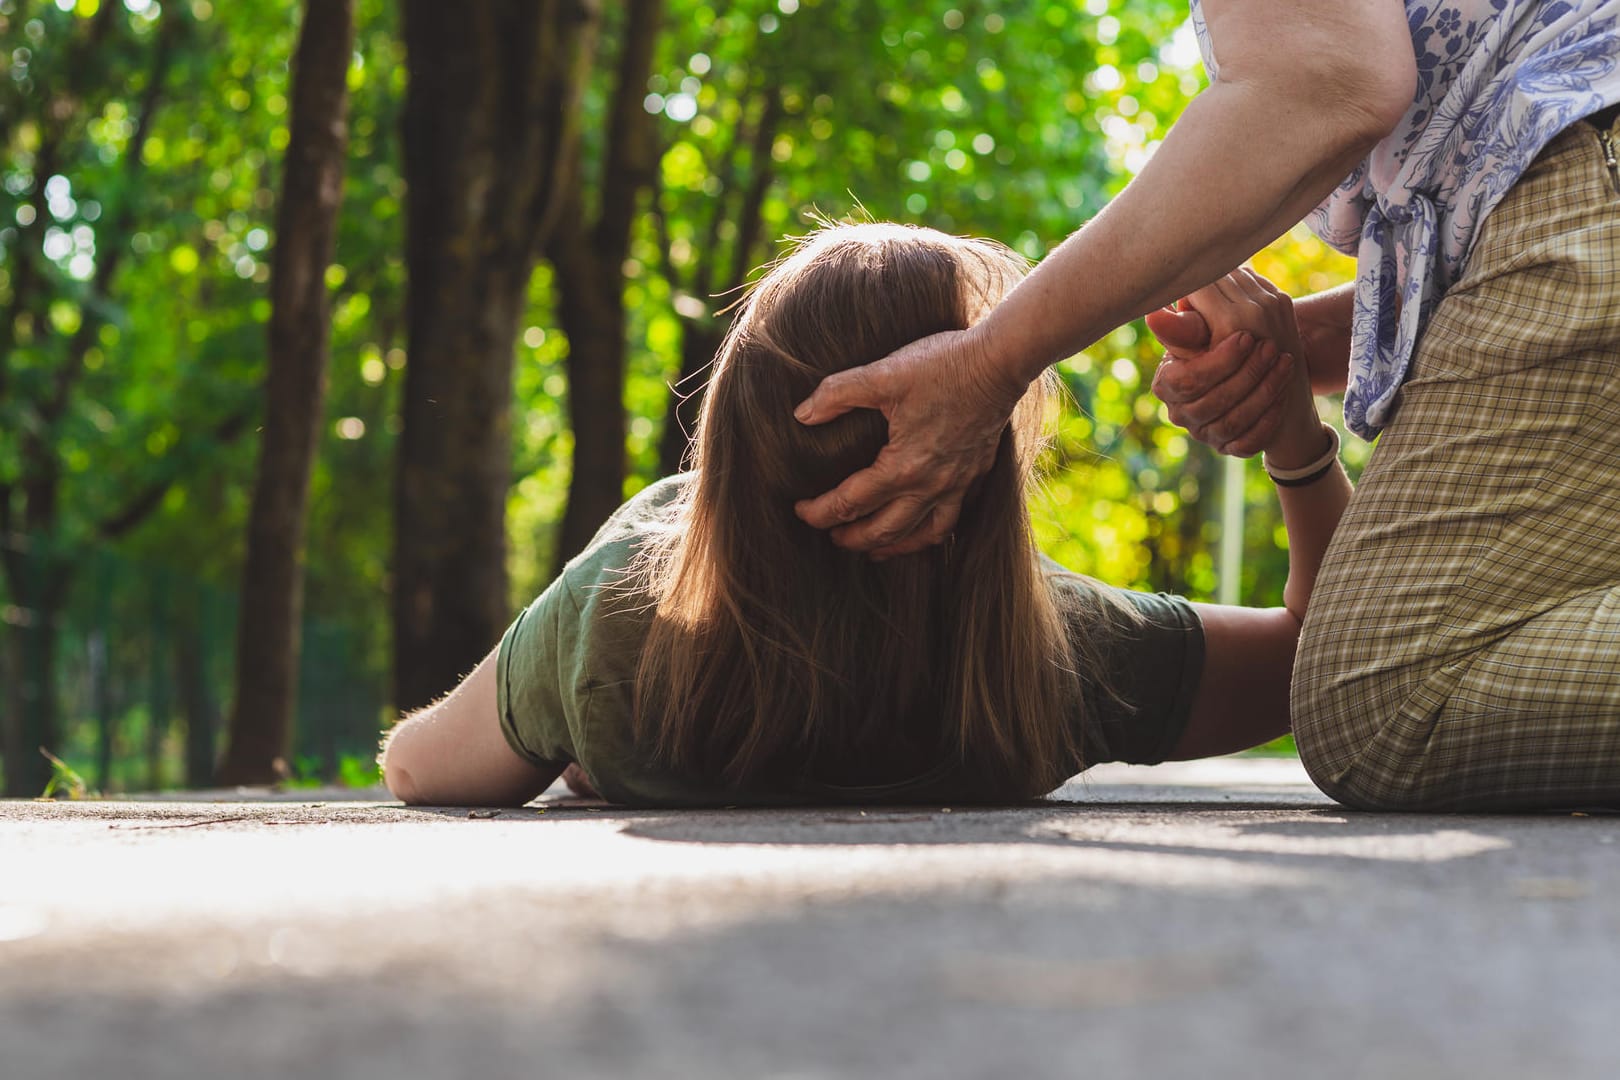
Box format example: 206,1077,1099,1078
1046,568,1206,768
494,474,690,782
496,574,583,768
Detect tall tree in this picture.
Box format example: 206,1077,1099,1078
0,7,200,796
215,0,356,787
393,0,599,712
549,0,665,570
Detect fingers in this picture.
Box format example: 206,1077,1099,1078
1238,266,1286,302
1156,334,1287,432
792,327,1002,556
794,455,913,531
1207,355,1295,456
796,459,965,556
1152,330,1257,403
1211,273,1249,309
829,492,939,554
1236,267,1294,323
864,496,966,559
1144,303,1211,352
1174,268,1297,355
794,365,881,427
1166,348,1298,456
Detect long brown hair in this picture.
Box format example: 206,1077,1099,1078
632,222,1100,799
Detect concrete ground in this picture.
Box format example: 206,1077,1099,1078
2,757,1616,1080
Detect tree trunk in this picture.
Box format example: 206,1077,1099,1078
146,658,170,790
3,549,68,798
0,465,69,797
549,0,665,573
6,613,60,798
552,234,632,567
215,0,355,786
175,586,220,789
393,0,599,711
0,615,18,793
145,573,172,790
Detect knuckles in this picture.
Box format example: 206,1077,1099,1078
867,520,917,547
826,493,862,524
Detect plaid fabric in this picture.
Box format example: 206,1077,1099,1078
1293,117,1620,811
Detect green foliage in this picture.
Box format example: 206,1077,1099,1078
337,752,382,789
39,748,89,800
1246,733,1299,758
284,752,382,790
2,0,402,791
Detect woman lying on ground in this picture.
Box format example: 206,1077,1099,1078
380,222,1347,808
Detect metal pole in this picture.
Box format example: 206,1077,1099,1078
1219,454,1245,605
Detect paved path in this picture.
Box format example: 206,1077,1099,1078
2,758,1616,1079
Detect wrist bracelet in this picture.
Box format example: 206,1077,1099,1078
1264,424,1340,487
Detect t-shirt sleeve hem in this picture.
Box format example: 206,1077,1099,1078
496,599,569,769
1139,596,1205,765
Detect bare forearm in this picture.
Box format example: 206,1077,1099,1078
972,0,1416,389
1295,283,1355,393
1263,399,1353,620
975,80,1384,387
1277,461,1352,621
1170,424,1350,762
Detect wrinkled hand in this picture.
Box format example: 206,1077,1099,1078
792,327,1027,557
1147,269,1312,458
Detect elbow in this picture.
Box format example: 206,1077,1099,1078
384,759,425,805
1283,602,1307,632
1234,43,1415,160
1313,45,1417,154
380,735,428,805
1344,61,1416,150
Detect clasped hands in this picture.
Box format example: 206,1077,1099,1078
792,268,1327,555
1147,268,1329,472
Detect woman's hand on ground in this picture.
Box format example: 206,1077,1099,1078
792,326,1028,557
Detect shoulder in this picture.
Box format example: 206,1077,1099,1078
540,473,694,681
1038,555,1204,691
1039,556,1148,628
558,473,693,599
1039,557,1206,767
568,474,692,564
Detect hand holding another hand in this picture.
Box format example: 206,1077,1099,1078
1148,269,1326,467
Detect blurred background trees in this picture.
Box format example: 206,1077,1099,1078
0,0,1356,796
215,0,354,786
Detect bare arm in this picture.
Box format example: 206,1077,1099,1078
1159,271,1353,759
969,2,1411,388
380,647,563,807
1168,452,1351,759
1166,420,1351,758
793,0,1413,554
1295,282,1355,394
1151,280,1356,450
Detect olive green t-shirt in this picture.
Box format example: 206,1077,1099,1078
497,475,1204,807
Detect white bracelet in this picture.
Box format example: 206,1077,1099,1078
1263,424,1340,487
